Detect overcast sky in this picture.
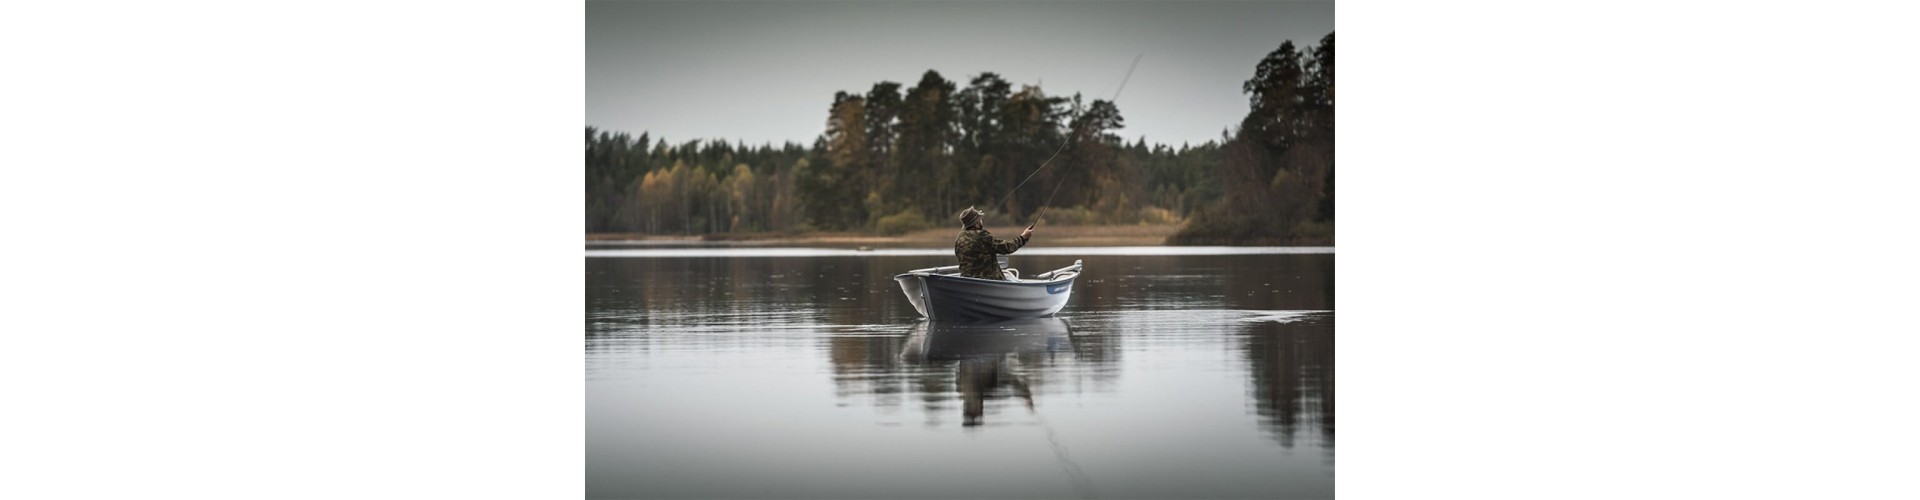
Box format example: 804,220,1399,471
587,1,1333,147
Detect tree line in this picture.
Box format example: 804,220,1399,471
587,32,1332,244
1169,33,1334,244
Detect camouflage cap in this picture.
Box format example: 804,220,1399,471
959,206,984,228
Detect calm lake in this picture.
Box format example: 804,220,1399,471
586,247,1334,499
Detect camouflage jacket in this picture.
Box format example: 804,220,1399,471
954,228,1030,280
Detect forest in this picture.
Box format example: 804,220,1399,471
586,33,1332,245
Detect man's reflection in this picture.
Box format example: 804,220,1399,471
901,318,1070,427
957,355,1033,427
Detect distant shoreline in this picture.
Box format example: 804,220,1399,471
587,223,1188,248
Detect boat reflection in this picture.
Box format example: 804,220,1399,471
900,318,1074,427
899,318,1074,362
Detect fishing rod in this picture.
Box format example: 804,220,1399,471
994,54,1144,230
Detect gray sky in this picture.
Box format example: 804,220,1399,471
587,1,1333,147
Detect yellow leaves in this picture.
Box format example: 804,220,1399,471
1270,169,1294,189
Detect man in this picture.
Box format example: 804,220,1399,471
954,206,1035,280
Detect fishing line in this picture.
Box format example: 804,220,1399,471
1035,408,1099,499
1009,353,1099,499
993,54,1143,224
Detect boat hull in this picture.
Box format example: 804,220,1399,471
894,264,1078,321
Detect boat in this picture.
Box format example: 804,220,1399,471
894,259,1082,321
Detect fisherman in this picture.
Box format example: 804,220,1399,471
955,206,1034,280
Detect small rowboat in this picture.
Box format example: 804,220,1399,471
894,259,1082,321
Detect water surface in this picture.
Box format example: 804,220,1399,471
587,248,1333,499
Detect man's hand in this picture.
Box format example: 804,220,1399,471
1021,225,1035,238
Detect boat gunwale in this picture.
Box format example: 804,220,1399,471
892,263,1081,287
911,273,1077,287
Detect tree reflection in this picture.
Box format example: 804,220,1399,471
1242,314,1334,450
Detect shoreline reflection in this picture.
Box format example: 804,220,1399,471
1243,315,1335,451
